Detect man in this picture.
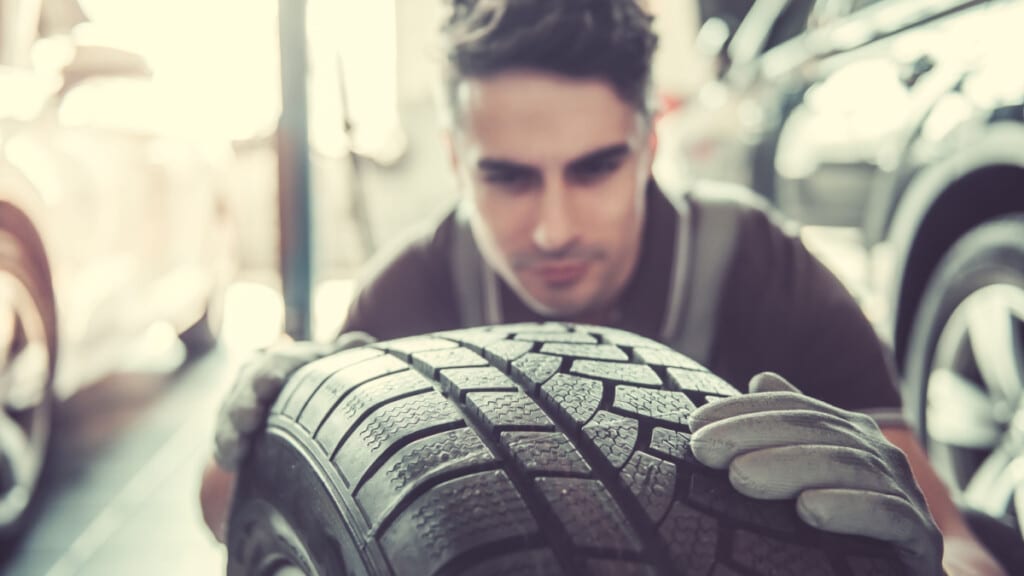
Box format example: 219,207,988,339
202,0,1005,573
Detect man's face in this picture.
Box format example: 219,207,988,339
451,70,655,320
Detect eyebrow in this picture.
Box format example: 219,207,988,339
476,143,632,173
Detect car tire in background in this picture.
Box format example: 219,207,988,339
228,323,902,575
0,211,57,547
904,215,1024,534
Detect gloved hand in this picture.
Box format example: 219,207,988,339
213,331,376,471
689,372,943,575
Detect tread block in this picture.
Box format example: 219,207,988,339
459,549,565,576
659,502,719,576
515,332,598,344
355,428,494,525
333,393,462,487
688,473,799,534
315,370,434,452
483,340,534,371
631,347,707,372
510,353,563,392
588,327,663,349
413,348,488,376
539,343,629,361
379,337,459,360
493,322,570,334
649,428,692,462
276,347,385,416
440,366,518,399
381,470,538,576
582,411,638,469
501,431,591,475
571,360,662,388
732,530,837,576
612,386,696,426
535,477,642,552
585,560,658,576
467,392,554,432
667,369,739,397
539,374,604,430
296,355,408,432
438,330,507,354
620,452,676,524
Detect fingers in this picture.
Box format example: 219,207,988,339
690,410,868,468
334,330,377,350
748,372,800,394
725,445,903,500
213,423,250,472
797,489,943,576
689,391,862,432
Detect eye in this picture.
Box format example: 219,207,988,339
570,158,622,184
482,169,536,191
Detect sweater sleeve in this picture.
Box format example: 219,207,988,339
708,205,902,412
339,214,462,341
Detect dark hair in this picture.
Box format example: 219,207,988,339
440,0,658,124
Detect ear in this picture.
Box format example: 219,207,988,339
646,126,659,171
443,130,459,174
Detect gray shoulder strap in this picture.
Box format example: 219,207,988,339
450,203,502,328
663,183,755,364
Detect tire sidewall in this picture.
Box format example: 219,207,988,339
228,429,367,576
0,223,57,544
903,216,1024,471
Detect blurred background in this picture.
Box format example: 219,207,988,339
0,0,1021,573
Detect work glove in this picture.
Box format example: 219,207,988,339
689,372,943,575
213,331,376,471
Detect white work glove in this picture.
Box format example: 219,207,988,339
689,372,943,575
213,331,376,471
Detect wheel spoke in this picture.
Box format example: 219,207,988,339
964,439,1019,518
1013,457,1024,541
965,285,1024,410
2,342,50,411
927,368,1002,448
0,405,37,526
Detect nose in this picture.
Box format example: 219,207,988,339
532,180,576,253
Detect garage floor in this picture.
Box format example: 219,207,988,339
2,339,234,575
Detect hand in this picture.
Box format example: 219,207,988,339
213,331,376,471
689,372,943,575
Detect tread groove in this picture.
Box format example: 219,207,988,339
243,323,904,576
403,352,583,575
501,330,677,574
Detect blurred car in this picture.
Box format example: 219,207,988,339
0,1,235,540
772,0,1024,533
655,0,820,206
668,0,1024,536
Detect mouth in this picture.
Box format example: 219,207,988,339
533,260,590,288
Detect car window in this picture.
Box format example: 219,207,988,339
764,0,816,50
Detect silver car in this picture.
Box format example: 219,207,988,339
0,1,235,540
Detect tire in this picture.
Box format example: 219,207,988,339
0,222,57,547
903,217,1024,533
229,323,901,576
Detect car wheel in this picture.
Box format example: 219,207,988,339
0,227,56,545
228,323,901,575
904,215,1024,529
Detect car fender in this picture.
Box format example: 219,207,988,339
883,122,1024,365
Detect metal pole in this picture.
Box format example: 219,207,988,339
277,0,313,340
